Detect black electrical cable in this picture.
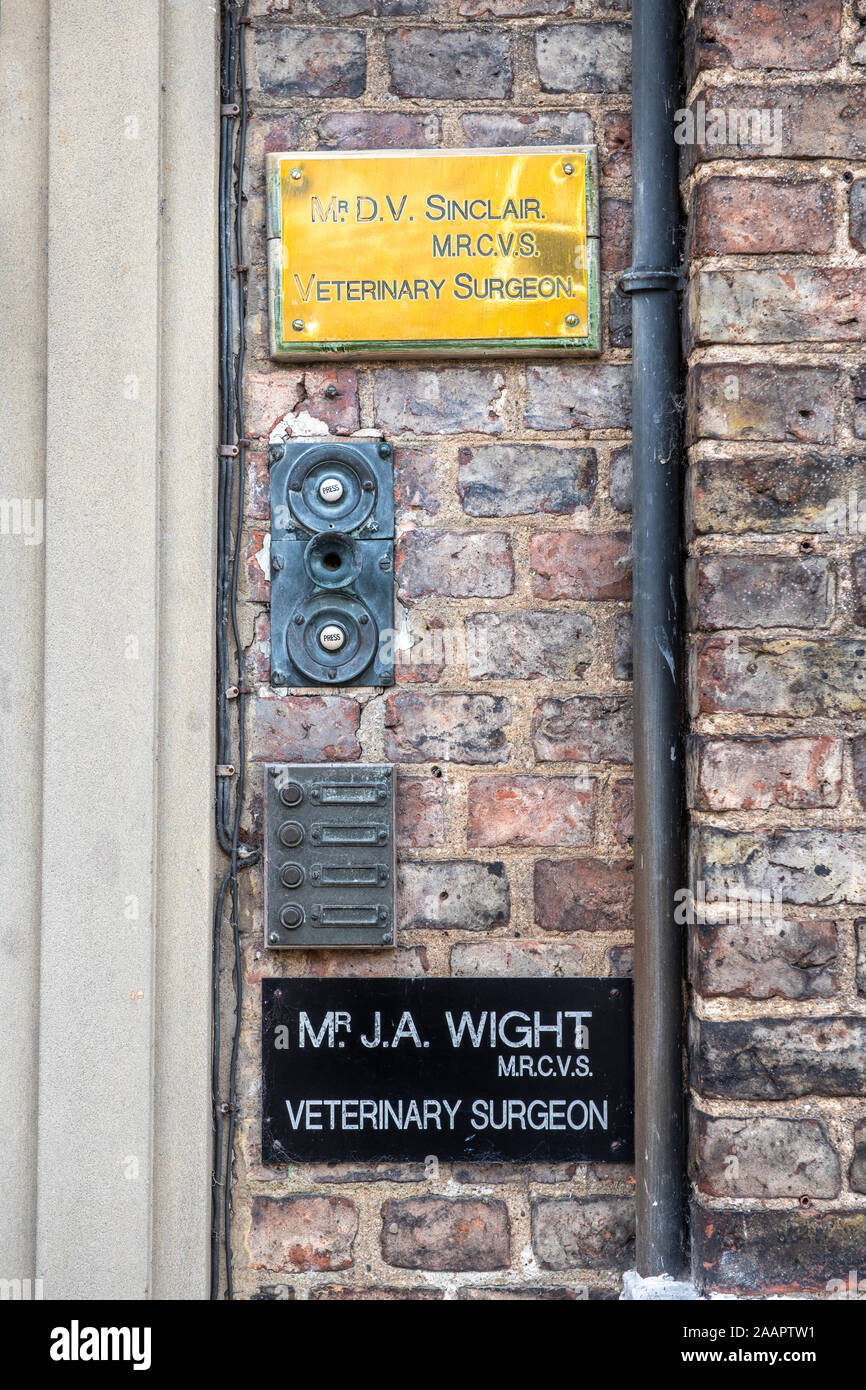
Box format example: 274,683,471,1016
213,0,256,1302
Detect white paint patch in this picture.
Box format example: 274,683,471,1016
255,530,271,577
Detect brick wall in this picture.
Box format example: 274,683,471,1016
233,0,636,1299
683,0,866,1296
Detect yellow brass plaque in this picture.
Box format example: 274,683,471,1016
266,147,599,358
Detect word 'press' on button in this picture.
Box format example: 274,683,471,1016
319,624,346,652
318,477,345,503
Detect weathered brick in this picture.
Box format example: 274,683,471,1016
536,24,631,93
381,1197,509,1270
603,109,632,180
692,1202,866,1295
311,1284,443,1300
450,939,586,976
855,736,866,808
397,860,510,931
850,1120,866,1192
251,696,361,762
695,825,866,905
245,530,270,603
249,1196,358,1272
687,0,841,81
457,1286,590,1299
386,28,511,98
468,776,596,848
691,177,834,256
688,735,843,811
600,198,632,273
850,178,866,251
688,555,834,630
526,365,631,432
396,530,514,598
394,612,448,686
385,692,512,764
467,611,596,680
609,446,632,513
460,0,629,11
245,611,271,688
534,859,633,932
854,366,866,439
687,454,862,534
691,1014,866,1098
396,775,444,848
608,287,632,350
461,110,593,147
531,1198,635,1269
246,451,269,521
311,1162,426,1184
611,779,633,846
532,533,632,601
317,112,441,149
247,114,302,191
375,367,505,436
607,944,633,976
246,368,359,440
255,28,366,97
252,1285,294,1300
853,549,866,626
680,84,866,168
687,364,837,444
694,636,866,716
613,612,632,681
857,918,866,994
457,444,597,516
693,1114,840,1199
692,916,838,1000
394,448,440,517
690,269,866,345
302,947,431,979
532,696,632,763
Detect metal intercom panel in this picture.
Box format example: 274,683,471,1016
269,439,394,689
265,763,395,950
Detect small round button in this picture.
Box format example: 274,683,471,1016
279,904,303,930
318,476,345,504
278,820,304,848
280,863,304,889
279,780,303,807
319,624,345,652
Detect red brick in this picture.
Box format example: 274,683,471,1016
381,1198,509,1271
396,775,444,848
532,695,632,763
603,110,632,180
531,533,632,601
691,177,834,256
245,530,269,602
385,692,512,764
688,735,843,811
688,0,841,80
244,611,271,689
397,529,514,599
250,696,361,761
302,948,431,979
245,368,359,440
317,112,441,149
246,450,269,520
311,1284,443,1300
693,1114,840,1199
256,27,366,98
249,1196,358,1272
687,453,860,534
468,776,596,848
611,779,633,847
680,84,866,169
600,198,632,273
534,859,633,932
531,1198,635,1269
691,1202,866,1295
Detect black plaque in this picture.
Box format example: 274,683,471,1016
262,978,633,1163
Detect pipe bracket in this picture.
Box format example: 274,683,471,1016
618,267,683,294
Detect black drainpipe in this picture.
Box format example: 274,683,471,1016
619,0,686,1277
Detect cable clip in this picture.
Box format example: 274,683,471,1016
221,103,240,118
218,444,238,458
216,764,236,778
